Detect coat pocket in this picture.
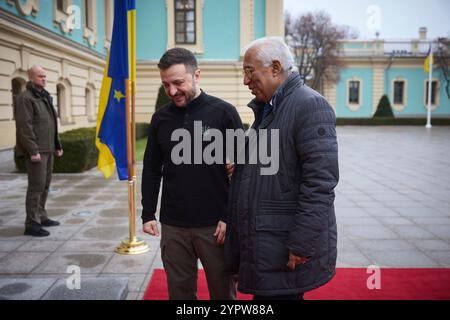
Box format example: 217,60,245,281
255,214,294,272
254,201,297,271
259,200,297,216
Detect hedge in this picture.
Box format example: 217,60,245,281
155,85,170,112
15,124,153,174
15,125,151,174
136,122,150,139
15,127,98,173
373,95,395,118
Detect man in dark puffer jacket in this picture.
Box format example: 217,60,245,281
224,37,339,300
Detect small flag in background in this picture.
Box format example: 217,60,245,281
95,0,136,180
424,45,434,74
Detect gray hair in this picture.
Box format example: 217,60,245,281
244,37,295,75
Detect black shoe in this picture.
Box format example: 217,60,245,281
41,219,60,227
24,227,50,237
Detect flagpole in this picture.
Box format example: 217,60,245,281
426,43,433,129
114,80,148,255
115,1,148,255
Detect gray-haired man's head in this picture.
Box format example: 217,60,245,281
242,37,295,103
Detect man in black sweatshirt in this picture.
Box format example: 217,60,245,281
141,48,242,300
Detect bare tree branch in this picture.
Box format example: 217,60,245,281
435,37,450,100
285,11,357,93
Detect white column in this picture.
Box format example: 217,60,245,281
426,49,433,128
240,0,254,58
265,0,284,37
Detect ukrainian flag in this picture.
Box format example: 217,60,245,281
96,0,136,180
424,45,433,74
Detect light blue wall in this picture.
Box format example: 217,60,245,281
202,0,240,60
254,0,265,40
95,0,106,54
336,68,373,117
0,0,107,54
387,68,450,116
136,0,167,60
344,42,365,49
135,0,241,61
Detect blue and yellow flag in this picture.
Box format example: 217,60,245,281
96,0,136,180
424,45,434,74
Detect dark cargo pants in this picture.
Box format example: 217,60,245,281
25,152,53,228
160,223,236,300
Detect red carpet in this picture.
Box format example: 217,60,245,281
143,268,450,300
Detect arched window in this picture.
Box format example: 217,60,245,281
56,84,64,119
56,80,73,124
11,77,26,120
85,84,96,121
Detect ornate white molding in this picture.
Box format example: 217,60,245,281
19,44,34,72
61,58,69,80
0,10,105,64
7,0,39,17
53,0,74,34
83,0,98,47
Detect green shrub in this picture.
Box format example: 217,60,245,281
15,127,98,173
136,122,150,139
373,95,395,118
155,85,170,112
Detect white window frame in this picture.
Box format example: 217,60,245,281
391,78,408,111
346,77,362,111
166,0,204,54
423,78,440,111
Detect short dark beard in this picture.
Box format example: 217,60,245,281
178,75,198,107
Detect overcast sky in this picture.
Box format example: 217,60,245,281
283,0,450,40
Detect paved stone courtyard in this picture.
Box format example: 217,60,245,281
0,126,449,299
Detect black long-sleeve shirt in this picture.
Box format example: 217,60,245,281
141,91,243,228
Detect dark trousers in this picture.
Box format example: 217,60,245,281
160,223,236,300
253,293,304,300
25,152,53,229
